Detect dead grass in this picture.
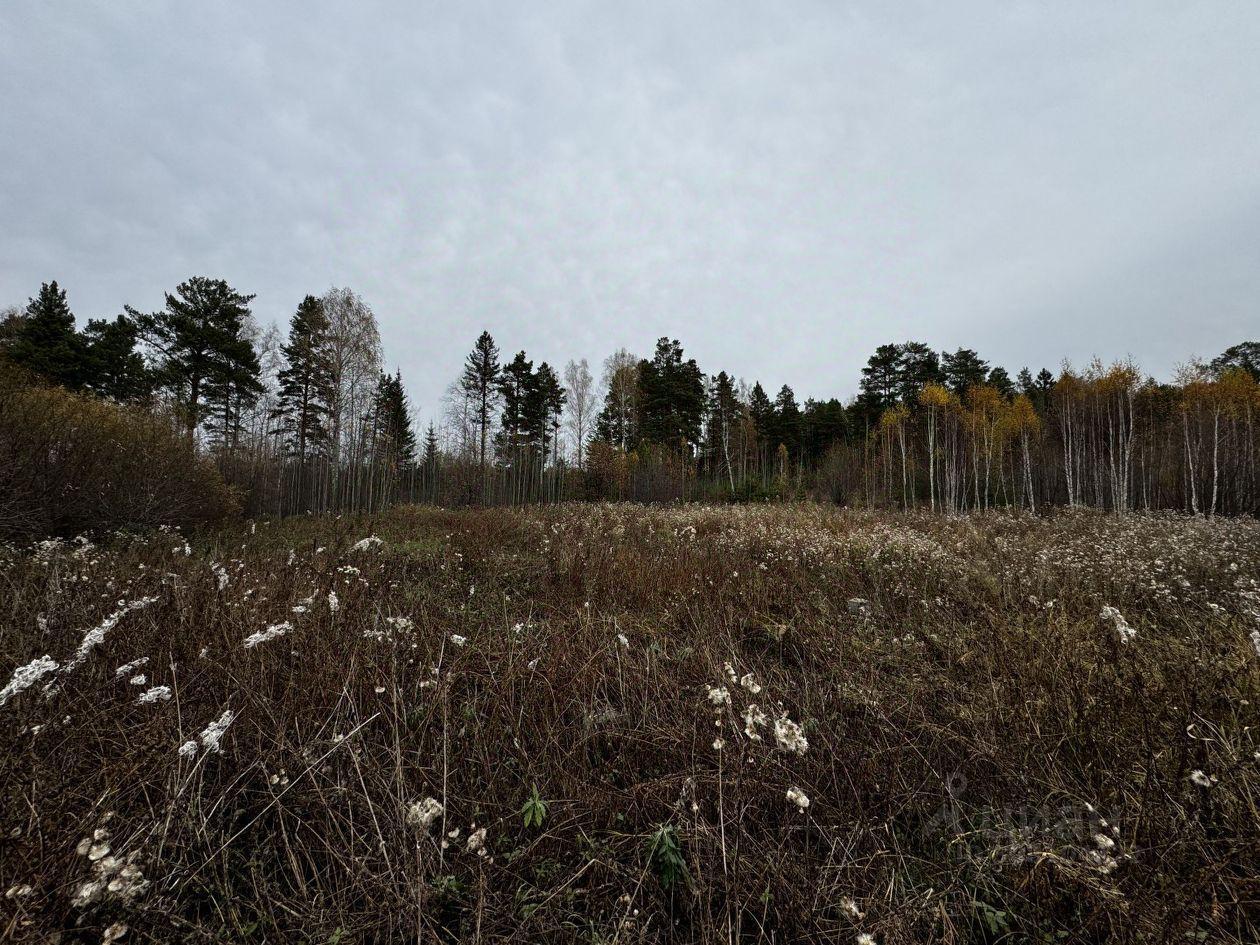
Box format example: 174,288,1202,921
1,504,1258,943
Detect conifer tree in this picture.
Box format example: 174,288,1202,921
637,338,704,450
593,349,639,450
772,384,802,454
368,371,416,470
272,295,336,463
706,371,742,490
941,348,990,394
496,351,535,460
131,277,259,435
460,331,501,468
801,398,848,461
747,382,775,458
897,341,943,403
82,313,150,401
987,366,1015,398
7,281,87,388
422,422,440,472
1210,341,1260,380
531,362,566,466
855,344,905,432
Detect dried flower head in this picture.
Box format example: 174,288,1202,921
406,797,444,832
774,714,809,754
1189,769,1216,788
0,655,58,707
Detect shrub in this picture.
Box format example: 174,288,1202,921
0,364,237,537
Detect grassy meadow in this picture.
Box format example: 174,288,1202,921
2,504,1258,943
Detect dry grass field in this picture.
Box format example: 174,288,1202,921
2,504,1258,943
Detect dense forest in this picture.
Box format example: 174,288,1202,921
1,276,1257,532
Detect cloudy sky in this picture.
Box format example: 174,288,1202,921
2,1,1257,418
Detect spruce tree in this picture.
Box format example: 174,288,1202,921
385,372,416,468
422,422,440,473
7,281,87,388
272,295,336,462
367,371,416,471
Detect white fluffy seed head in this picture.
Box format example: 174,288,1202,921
0,655,59,707
406,797,444,832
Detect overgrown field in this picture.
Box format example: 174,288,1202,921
2,505,1258,943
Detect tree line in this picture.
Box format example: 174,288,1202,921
3,277,1258,516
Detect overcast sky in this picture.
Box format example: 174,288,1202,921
2,2,1257,418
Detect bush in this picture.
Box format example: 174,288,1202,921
0,364,237,537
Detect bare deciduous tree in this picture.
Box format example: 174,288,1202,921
563,358,596,468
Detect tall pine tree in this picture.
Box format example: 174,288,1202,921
941,348,990,394
82,313,150,401
460,331,501,468
131,277,259,435
496,351,535,461
531,362,566,466
637,338,704,451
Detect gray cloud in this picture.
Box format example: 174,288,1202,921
2,1,1257,417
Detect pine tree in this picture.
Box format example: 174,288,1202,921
1210,342,1260,380
531,362,567,466
897,342,943,403
941,348,990,394
1036,369,1055,397
82,313,150,401
987,366,1015,398
857,344,904,425
131,277,259,435
801,398,848,461
203,333,265,451
460,331,501,468
706,371,741,490
7,281,87,388
272,295,336,463
772,385,802,454
636,338,705,451
496,351,535,461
